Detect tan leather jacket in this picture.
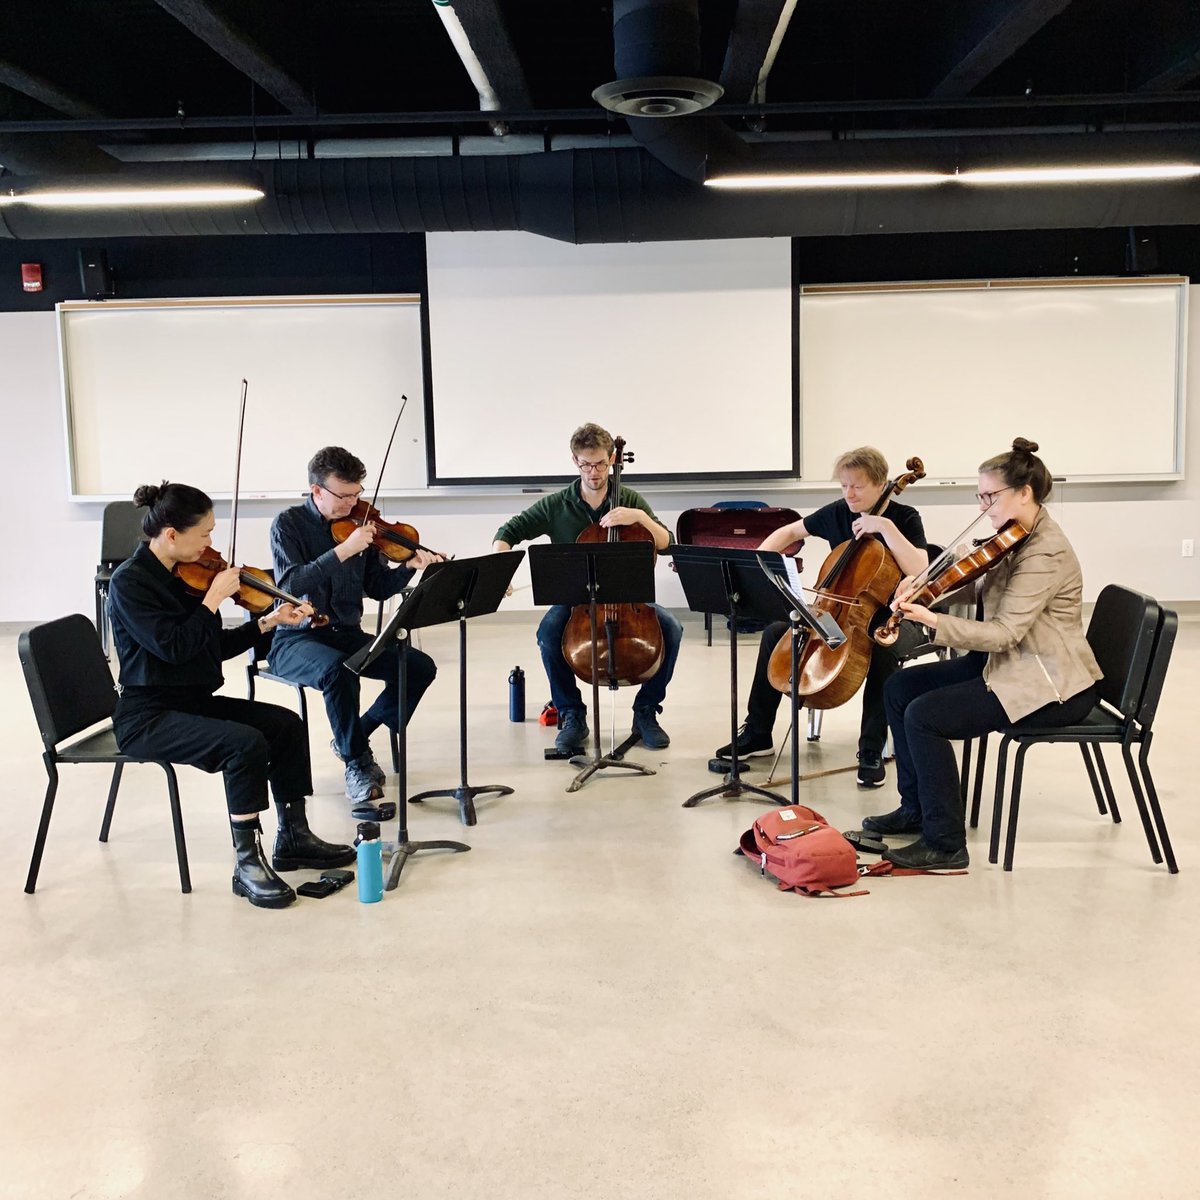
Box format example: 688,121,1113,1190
933,510,1103,721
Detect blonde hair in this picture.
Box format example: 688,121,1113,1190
569,423,615,457
833,446,889,486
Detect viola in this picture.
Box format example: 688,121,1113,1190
560,437,665,687
766,456,925,710
873,519,1030,646
175,546,329,627
329,500,446,564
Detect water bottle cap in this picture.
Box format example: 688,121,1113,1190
356,820,380,842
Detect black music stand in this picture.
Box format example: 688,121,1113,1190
528,541,659,794
408,551,525,826
345,561,469,891
757,554,847,809
671,547,843,807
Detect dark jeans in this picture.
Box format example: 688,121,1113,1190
535,604,684,716
745,617,927,754
269,627,437,761
885,653,1099,851
115,690,311,817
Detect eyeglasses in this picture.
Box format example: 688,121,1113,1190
574,458,611,474
975,486,1013,506
320,483,364,502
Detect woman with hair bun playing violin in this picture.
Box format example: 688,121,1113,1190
108,481,355,909
865,439,1103,870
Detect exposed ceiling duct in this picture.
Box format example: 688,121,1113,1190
2,131,1199,244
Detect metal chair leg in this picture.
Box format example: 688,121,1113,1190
1119,736,1162,865
971,732,989,831
1137,736,1177,874
960,738,973,820
161,764,191,894
988,735,1009,864
25,757,60,894
1002,741,1033,871
1078,744,1107,815
1093,746,1121,823
99,761,124,841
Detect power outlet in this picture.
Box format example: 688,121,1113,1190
1184,539,1195,558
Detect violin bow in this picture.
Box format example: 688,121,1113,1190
228,378,248,566
364,394,408,518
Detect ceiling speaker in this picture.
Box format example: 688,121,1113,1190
592,76,724,117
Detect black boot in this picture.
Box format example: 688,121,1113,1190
272,798,356,872
231,819,296,909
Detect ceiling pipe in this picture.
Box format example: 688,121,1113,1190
430,0,507,135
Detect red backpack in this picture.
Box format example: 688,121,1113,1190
737,805,867,897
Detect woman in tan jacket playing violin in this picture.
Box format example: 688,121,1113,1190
863,438,1103,870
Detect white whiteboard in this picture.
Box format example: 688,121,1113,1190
798,279,1186,482
425,231,796,482
59,296,426,499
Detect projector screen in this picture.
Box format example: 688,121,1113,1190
425,232,796,484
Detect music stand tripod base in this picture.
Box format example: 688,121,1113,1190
383,836,470,891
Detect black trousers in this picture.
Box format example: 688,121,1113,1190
745,618,927,754
115,690,312,817
885,653,1098,850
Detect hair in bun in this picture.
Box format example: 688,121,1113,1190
978,438,1053,504
132,480,213,538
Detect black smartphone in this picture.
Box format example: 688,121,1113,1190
321,868,355,889
297,878,339,899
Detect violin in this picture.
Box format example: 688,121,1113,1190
766,456,925,709
873,519,1030,646
329,500,447,564
560,437,665,687
175,546,329,627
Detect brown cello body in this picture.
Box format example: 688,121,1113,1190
767,456,926,710
561,438,665,687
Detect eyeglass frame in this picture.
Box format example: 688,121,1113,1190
573,456,612,474
975,486,1014,506
318,481,365,502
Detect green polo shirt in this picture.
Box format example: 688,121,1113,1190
494,480,663,546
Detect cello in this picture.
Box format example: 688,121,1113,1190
766,456,925,709
560,436,665,687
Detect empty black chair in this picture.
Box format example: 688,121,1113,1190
19,614,191,895
94,501,145,658
983,584,1177,871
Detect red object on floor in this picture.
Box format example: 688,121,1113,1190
538,702,558,727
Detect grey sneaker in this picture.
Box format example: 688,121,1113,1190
344,757,384,804
330,739,385,787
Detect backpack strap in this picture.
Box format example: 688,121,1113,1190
859,861,969,879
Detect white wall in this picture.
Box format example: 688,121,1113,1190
4,272,1200,625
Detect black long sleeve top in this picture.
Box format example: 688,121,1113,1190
108,543,271,694
269,496,414,637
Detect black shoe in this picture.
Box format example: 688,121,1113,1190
883,838,969,871
856,750,886,788
555,709,589,754
632,705,670,750
231,820,296,909
272,799,356,872
715,723,774,760
861,807,924,835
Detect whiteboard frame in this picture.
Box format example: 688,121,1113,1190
57,294,425,501
796,276,1189,484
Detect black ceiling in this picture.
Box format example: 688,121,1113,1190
1,1,1198,243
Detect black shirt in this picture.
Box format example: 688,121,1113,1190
108,543,270,694
803,498,927,553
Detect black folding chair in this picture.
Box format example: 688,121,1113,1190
981,585,1177,871
94,501,145,659
19,614,191,895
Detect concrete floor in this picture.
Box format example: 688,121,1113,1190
1,611,1197,1200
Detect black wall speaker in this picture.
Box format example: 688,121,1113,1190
1125,228,1160,274
78,247,115,298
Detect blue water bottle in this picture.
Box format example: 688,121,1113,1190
355,821,384,903
508,666,525,722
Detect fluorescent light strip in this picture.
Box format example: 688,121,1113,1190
706,171,949,189
0,186,265,208
959,163,1200,184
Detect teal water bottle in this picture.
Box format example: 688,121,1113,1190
355,821,384,903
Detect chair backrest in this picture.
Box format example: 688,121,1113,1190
1135,606,1177,731
1086,584,1160,718
99,500,146,566
18,614,119,751
710,500,769,510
